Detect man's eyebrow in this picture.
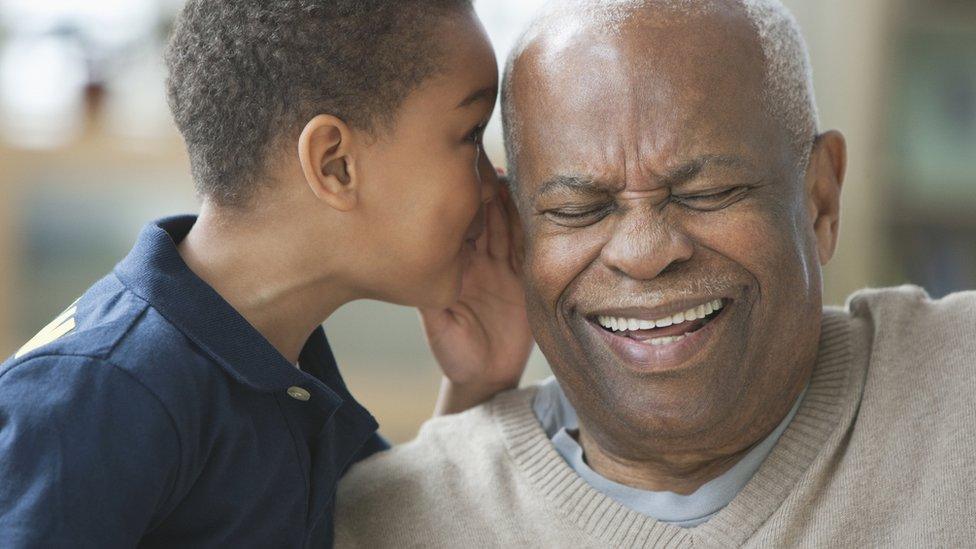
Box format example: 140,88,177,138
536,156,751,197
664,154,751,184
456,86,498,109
536,175,605,197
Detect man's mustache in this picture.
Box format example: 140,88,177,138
572,273,743,311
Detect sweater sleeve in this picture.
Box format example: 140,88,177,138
0,355,181,548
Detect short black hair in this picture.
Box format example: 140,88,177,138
166,0,473,207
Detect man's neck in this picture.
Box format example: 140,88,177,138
577,429,754,495
177,204,356,364
575,381,809,495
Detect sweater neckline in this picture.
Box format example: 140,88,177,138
492,310,860,548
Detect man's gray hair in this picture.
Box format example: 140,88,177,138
501,0,819,184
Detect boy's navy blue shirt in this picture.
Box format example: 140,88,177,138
0,216,387,548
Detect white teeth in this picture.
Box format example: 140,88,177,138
649,333,692,346
596,299,724,333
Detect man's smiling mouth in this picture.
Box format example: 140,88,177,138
585,298,732,372
594,299,725,345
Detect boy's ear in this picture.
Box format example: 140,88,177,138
298,114,359,211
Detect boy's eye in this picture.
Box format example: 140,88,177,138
467,123,487,145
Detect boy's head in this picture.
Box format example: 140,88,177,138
166,0,475,207
166,1,500,309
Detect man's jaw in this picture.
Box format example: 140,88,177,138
584,297,732,373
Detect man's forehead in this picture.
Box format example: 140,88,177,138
521,0,753,52
516,1,763,99
510,8,768,188
524,0,729,38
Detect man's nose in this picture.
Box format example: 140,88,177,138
600,212,694,280
478,148,500,204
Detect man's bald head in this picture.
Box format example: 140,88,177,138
502,0,818,183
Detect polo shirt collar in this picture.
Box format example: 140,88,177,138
113,216,358,406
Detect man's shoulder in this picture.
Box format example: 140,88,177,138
844,284,976,360
831,286,976,512
341,387,531,490
337,386,538,542
846,284,976,317
842,285,975,422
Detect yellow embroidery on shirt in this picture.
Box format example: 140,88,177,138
15,301,80,359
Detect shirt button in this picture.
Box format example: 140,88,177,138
287,386,311,401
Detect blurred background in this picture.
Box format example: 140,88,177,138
1,0,974,442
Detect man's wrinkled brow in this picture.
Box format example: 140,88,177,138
663,154,751,184
536,175,605,197
535,155,752,197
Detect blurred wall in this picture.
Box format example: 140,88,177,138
784,0,897,305
1,0,973,443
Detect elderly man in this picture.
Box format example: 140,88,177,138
336,0,976,546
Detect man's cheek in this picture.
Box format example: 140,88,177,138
527,232,599,300
705,207,815,331
735,207,816,293
696,208,790,274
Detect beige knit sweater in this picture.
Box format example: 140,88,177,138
337,287,976,548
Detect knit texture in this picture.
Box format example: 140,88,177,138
336,286,976,548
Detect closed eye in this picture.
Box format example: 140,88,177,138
542,204,614,227
672,186,748,210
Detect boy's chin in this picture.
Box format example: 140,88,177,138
381,267,461,311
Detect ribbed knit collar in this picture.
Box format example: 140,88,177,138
492,309,863,548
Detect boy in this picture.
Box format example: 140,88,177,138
0,1,532,546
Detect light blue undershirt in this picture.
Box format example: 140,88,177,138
532,377,806,528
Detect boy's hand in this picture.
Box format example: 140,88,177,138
420,182,534,415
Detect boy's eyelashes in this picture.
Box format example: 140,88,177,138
466,121,488,145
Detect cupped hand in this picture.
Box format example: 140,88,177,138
420,182,534,414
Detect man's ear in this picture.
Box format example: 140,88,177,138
298,114,359,211
805,130,847,266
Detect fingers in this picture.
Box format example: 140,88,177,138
473,211,490,255
418,306,458,344
480,163,523,270
498,185,525,274
486,194,509,260
478,152,499,204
